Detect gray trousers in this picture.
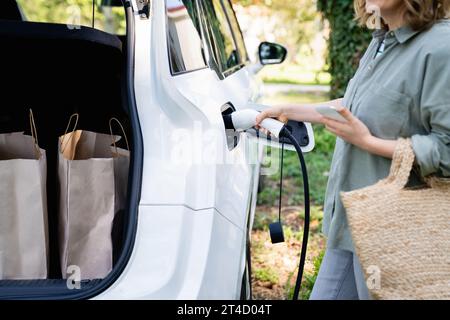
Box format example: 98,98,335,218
309,248,371,300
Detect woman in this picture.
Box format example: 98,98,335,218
256,0,450,300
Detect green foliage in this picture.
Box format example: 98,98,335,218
252,210,273,230
284,271,299,299
280,249,325,300
297,205,325,222
17,0,126,34
284,250,324,300
254,267,279,284
236,0,319,46
260,65,331,86
258,127,335,206
299,249,325,299
317,0,372,98
235,1,329,86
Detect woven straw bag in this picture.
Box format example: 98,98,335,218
340,138,450,300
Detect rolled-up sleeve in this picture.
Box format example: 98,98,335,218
411,46,450,177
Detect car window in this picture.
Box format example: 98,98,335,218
166,0,207,75
221,0,248,63
202,0,240,76
16,0,126,35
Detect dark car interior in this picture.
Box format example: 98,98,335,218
0,0,132,285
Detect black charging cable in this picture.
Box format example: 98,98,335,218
278,141,285,224
222,113,310,300
278,127,310,301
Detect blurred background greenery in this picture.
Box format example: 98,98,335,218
15,0,371,98
17,0,126,34
234,0,330,86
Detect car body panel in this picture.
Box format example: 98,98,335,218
97,0,259,299
97,205,244,299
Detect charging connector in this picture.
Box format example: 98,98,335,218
222,109,284,138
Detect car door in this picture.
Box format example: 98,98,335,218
196,0,258,231
157,0,256,229
152,0,258,298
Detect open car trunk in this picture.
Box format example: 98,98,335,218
0,12,142,299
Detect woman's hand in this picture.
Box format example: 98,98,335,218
321,107,373,150
322,107,399,159
255,104,397,158
255,106,288,136
254,99,343,136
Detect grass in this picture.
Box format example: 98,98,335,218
252,89,333,300
262,91,331,105
283,250,325,300
251,205,327,300
259,64,331,86
299,250,325,300
254,268,279,285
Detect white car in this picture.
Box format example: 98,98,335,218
0,0,314,299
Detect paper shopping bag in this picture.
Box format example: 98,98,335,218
58,115,129,280
0,110,48,279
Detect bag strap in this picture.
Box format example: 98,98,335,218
60,113,79,154
29,109,41,159
386,138,416,188
109,117,129,155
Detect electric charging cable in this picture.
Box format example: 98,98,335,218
279,127,310,300
223,109,310,301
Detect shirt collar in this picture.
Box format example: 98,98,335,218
393,25,421,43
372,25,421,44
372,28,386,40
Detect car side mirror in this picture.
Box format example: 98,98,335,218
258,42,287,65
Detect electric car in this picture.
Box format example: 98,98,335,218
0,0,314,299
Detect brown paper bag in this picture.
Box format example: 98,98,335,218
110,120,130,262
58,115,129,280
0,110,48,279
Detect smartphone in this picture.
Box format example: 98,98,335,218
316,105,347,122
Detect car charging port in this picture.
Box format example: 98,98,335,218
221,103,240,150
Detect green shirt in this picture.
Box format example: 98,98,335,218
323,20,450,252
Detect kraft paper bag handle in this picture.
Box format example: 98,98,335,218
29,109,41,159
109,118,130,155
60,113,79,155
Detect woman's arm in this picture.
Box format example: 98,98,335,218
282,98,344,124
410,47,450,177
255,98,343,125
256,99,399,159
364,136,398,159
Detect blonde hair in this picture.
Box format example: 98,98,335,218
354,0,450,30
